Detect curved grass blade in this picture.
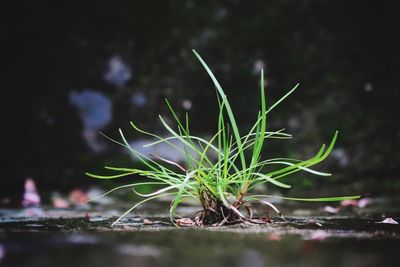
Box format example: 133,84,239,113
193,49,247,172
87,182,166,202
246,194,362,202
251,173,291,188
111,193,175,227
169,170,196,224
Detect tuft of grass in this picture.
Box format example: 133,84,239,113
86,50,361,227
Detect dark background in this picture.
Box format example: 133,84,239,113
2,0,400,202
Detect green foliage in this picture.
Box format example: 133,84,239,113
87,50,361,226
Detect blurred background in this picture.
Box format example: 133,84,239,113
2,0,400,205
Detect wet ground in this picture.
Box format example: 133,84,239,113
0,200,399,267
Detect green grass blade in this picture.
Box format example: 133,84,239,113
169,170,196,224
87,182,166,202
252,173,291,188
85,171,137,179
246,194,362,202
111,193,175,227
193,49,247,172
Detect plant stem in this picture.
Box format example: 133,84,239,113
233,181,250,207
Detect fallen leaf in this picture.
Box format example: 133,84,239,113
176,218,197,227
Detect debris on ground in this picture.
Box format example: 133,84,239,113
266,232,282,241
323,205,340,214
68,189,88,206
309,230,329,240
340,197,372,208
51,193,71,209
376,218,398,224
22,178,41,207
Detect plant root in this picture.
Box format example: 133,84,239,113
173,190,285,227
175,201,280,227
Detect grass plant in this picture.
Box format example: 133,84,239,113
87,50,361,227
